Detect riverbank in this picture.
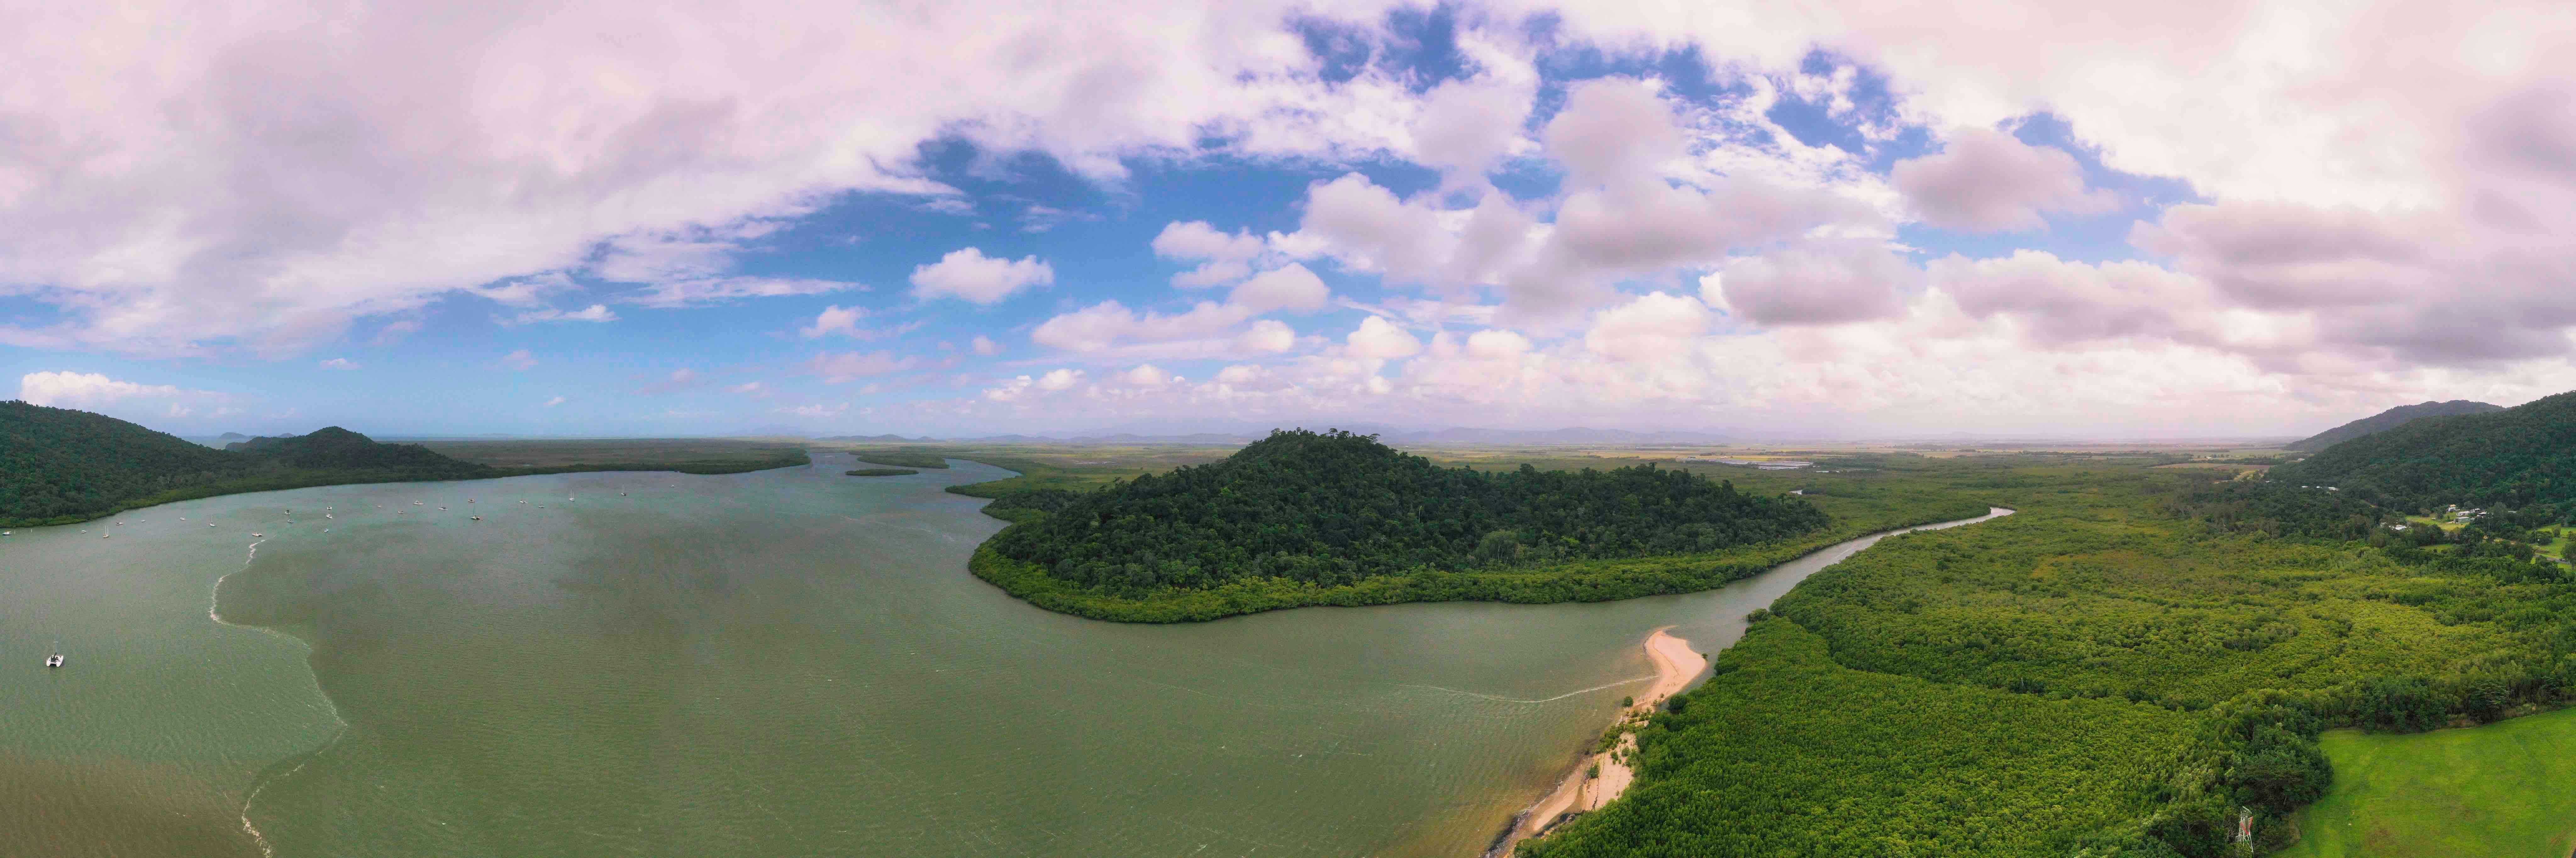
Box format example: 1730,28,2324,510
1490,629,1706,856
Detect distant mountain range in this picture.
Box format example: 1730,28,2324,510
2285,400,2504,452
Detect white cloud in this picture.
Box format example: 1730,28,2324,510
727,382,771,397
543,395,566,407
1891,127,2115,232
1585,291,1711,363
910,248,1054,304
971,335,1002,356
498,349,539,371
318,357,360,370
1345,316,1423,360
1229,264,1331,312
800,305,868,339
1030,300,1253,353
504,304,618,325
0,0,1428,354
1716,240,1917,326
19,371,182,408
1113,364,1176,387
1233,319,1297,354
1152,221,1267,262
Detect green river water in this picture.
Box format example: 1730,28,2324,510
0,455,2005,857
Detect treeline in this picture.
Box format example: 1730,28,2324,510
983,429,1829,596
845,449,951,469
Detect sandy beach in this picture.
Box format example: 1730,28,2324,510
1488,627,1707,856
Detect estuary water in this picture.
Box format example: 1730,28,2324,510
0,456,2005,857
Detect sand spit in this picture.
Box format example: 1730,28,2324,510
1487,627,1706,856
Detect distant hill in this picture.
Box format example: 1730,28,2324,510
2285,400,2502,452
980,429,1827,612
1391,426,1733,445
227,426,488,475
2269,392,2576,512
0,403,493,526
217,432,249,440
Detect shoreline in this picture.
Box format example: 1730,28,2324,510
1487,627,1707,857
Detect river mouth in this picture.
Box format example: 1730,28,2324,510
7,454,2005,858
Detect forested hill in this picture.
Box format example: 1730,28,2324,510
2284,399,2501,452
982,429,1828,595
2269,391,2573,512
2,400,251,524
227,426,489,475
0,403,494,526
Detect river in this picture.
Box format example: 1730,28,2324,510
0,454,2005,857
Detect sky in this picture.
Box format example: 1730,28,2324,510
8,1,2576,440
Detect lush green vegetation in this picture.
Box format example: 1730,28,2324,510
1522,618,2197,857
845,468,918,476
2281,708,2576,857
949,434,1986,623
1,403,497,526
1521,459,2576,857
841,449,952,469
2284,399,2500,452
0,404,812,526
2272,392,2576,513
989,430,1830,591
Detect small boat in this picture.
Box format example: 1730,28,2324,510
252,532,264,537
438,507,447,510
208,524,216,528
45,641,62,669
470,516,483,521
2,531,11,536
326,514,333,519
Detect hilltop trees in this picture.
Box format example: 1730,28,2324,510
985,429,1829,595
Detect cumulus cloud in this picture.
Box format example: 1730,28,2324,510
910,248,1055,304
971,335,1002,356
1344,316,1423,360
1233,319,1297,354
1714,240,1917,326
0,0,1462,354
19,371,186,409
1585,292,1711,363
1229,264,1331,312
800,305,868,338
1891,127,2115,231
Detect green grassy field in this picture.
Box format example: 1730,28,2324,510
2282,708,2576,858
